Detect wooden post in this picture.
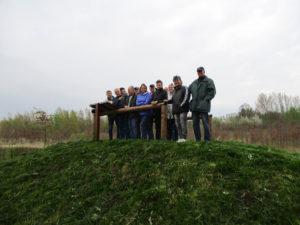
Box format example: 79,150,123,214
208,114,213,139
93,103,101,141
160,104,168,140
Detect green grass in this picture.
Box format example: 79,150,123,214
0,147,41,161
0,140,299,225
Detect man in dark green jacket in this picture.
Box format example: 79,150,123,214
189,67,216,141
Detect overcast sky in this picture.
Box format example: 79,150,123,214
0,0,299,118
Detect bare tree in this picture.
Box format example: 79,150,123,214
34,109,52,147
256,92,300,114
239,103,255,118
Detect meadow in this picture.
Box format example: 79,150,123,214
0,105,299,154
1,140,299,225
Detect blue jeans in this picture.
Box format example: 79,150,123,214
136,116,141,139
128,117,138,139
192,112,211,141
140,115,153,140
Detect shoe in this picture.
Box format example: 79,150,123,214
177,139,186,143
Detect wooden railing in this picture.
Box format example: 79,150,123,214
90,103,167,141
90,102,212,141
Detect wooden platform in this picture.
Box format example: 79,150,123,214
90,102,212,141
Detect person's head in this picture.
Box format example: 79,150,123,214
106,90,113,99
120,87,127,95
197,66,205,77
149,84,155,93
114,88,121,97
173,75,182,87
128,86,135,96
140,83,148,94
156,80,163,89
134,87,139,95
168,83,174,93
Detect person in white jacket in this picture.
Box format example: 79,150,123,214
166,83,178,141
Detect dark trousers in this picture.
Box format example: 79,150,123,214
116,115,129,139
140,115,154,140
115,116,122,139
148,115,154,140
154,114,161,140
128,117,138,139
108,117,115,140
192,112,211,141
167,119,178,141
136,116,141,139
124,115,130,139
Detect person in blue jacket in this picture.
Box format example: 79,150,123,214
136,83,153,140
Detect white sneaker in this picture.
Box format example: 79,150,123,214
177,139,186,143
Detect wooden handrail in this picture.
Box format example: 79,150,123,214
90,102,213,141
90,102,167,141
100,103,164,116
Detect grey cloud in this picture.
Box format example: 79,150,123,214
0,0,299,118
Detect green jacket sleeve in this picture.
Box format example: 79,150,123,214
205,79,216,101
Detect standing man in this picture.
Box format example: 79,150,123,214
126,86,139,139
189,67,216,142
120,87,130,139
113,88,126,139
167,76,190,142
148,84,155,140
149,84,155,95
106,90,116,140
152,80,167,140
120,87,128,97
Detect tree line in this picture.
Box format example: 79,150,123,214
0,108,94,145
0,92,299,148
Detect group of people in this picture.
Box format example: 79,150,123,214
105,66,216,142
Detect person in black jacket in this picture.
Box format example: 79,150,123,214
126,86,139,139
148,84,155,139
120,87,130,139
166,76,190,142
113,88,128,139
152,80,168,140
106,90,116,140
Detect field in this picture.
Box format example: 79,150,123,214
1,140,299,224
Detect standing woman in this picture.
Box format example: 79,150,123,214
166,83,178,141
136,84,153,140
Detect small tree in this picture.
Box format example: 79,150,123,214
34,109,52,147
239,103,255,118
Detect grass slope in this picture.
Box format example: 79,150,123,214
0,141,299,225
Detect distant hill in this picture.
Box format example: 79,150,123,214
0,140,299,225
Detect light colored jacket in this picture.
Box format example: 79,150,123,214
167,91,174,119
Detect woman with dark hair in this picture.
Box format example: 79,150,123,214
136,84,153,140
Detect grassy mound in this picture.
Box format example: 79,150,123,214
0,141,299,225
